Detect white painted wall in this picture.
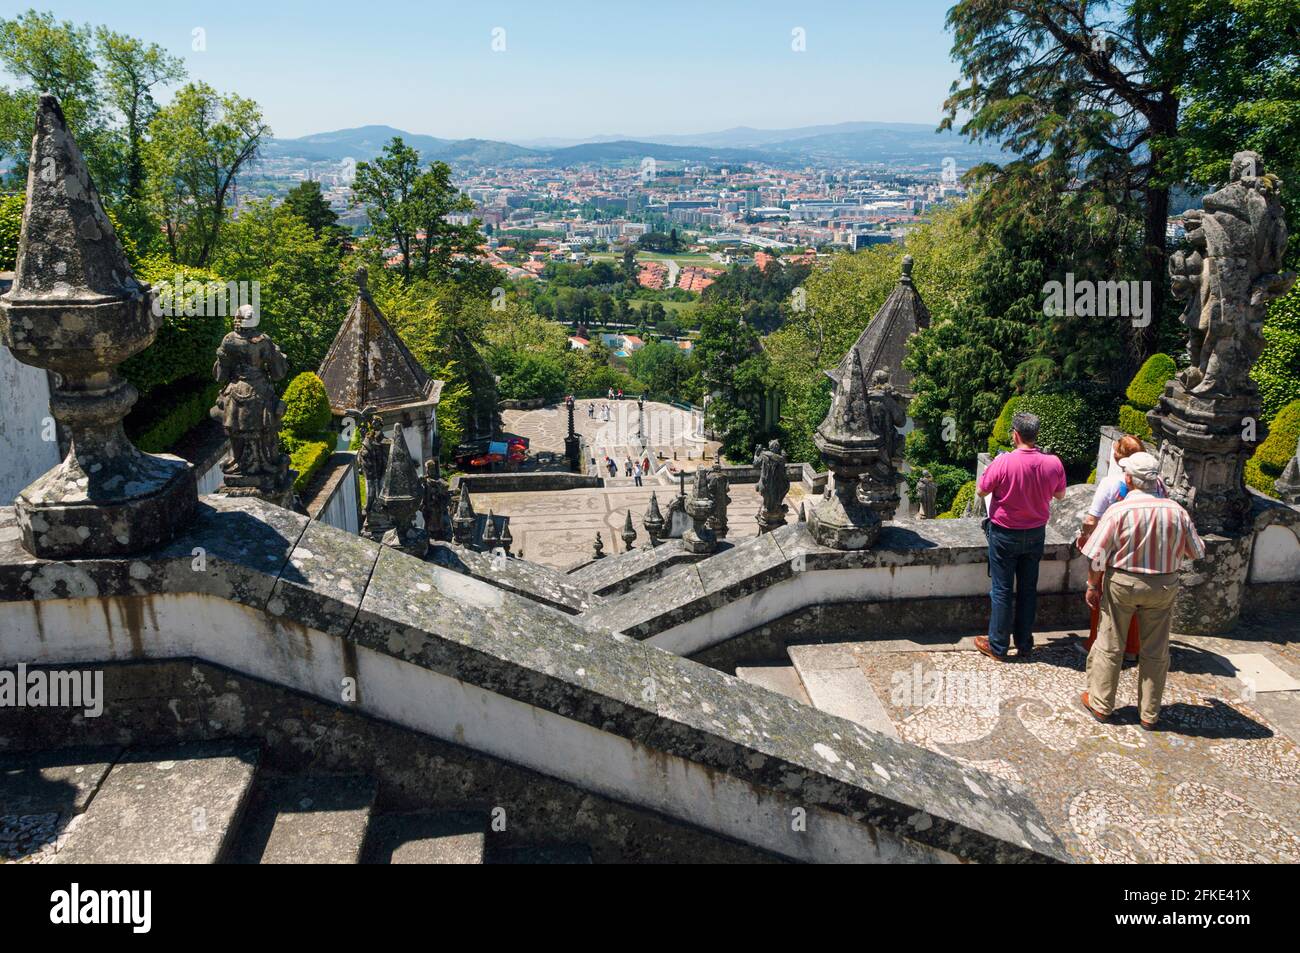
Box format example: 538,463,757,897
0,346,60,503
317,460,360,535
0,589,964,863
645,555,1087,657
195,454,230,496
1249,523,1300,584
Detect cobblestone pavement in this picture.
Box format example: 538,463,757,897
470,481,813,569
843,617,1300,863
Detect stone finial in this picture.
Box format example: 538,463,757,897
499,517,513,555
798,501,807,523
1277,440,1300,504
452,482,477,547
482,510,500,549
621,510,637,551
899,254,915,285
354,265,369,297
643,491,665,546
593,532,606,559
807,347,904,550
377,422,427,557
0,94,196,558
682,466,717,555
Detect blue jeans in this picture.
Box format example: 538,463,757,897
986,523,1046,656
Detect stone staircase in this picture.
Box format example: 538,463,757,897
736,641,900,740
0,741,591,864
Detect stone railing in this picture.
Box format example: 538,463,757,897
0,495,1066,863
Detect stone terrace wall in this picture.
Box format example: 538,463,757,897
0,496,1066,863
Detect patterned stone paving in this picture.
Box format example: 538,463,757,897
471,481,813,570
846,624,1300,863
502,400,721,472
489,399,809,569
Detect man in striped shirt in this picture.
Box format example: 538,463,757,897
1078,451,1205,729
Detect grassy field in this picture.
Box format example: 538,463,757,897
589,251,725,268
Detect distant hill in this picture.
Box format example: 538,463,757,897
262,121,1006,169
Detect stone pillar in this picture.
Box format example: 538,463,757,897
0,95,196,558
706,460,730,540
682,467,717,555
563,395,581,473
1150,151,1296,634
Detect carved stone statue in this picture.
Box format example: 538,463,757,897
212,304,293,505
352,408,388,513
754,439,790,533
1171,152,1295,398
1153,151,1297,538
916,469,938,520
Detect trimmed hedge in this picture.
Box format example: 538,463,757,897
1117,404,1152,440
1245,456,1275,497
289,439,332,494
1255,285,1300,421
282,372,333,441
1254,400,1300,476
988,389,1114,469
1125,353,1177,410
938,479,978,519
130,380,219,454
0,193,22,270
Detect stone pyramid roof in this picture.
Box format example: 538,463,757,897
318,267,440,415
832,254,930,395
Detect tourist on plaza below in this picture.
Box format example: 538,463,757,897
1077,434,1166,661
633,460,643,486
974,412,1067,661
1078,452,1205,730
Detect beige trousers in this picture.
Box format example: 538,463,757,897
1086,568,1179,723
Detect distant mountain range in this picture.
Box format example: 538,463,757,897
262,120,1005,169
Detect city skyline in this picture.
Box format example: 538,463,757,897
1,0,967,140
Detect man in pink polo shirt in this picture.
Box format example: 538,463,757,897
974,412,1067,661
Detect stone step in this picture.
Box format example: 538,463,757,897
362,811,486,864
489,844,593,864
0,745,121,863
227,775,376,864
735,665,811,705
53,740,260,864
786,644,900,739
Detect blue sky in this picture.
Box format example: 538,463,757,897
3,1,965,140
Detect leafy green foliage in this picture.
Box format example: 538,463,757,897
989,389,1117,476
127,380,218,454
120,255,228,397
281,372,332,441
211,199,349,379
1255,285,1300,421
0,192,22,268
694,301,773,460
1125,353,1177,411
145,81,269,267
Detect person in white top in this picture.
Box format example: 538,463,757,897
1076,434,1165,662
